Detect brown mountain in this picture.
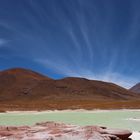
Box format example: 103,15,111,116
0,68,139,111
129,83,140,93
0,68,51,100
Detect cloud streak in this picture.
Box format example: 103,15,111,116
0,0,140,89
36,58,138,89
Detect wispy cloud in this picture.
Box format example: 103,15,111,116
0,0,139,89
36,58,80,77
78,71,139,89
36,58,138,89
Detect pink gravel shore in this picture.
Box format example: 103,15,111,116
0,121,132,140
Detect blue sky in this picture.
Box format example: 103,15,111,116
0,0,140,88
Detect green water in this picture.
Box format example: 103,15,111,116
0,110,140,131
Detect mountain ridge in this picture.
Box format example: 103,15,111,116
0,67,140,110
130,83,140,93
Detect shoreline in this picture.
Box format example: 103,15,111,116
0,110,139,139
3,108,140,114
0,121,133,140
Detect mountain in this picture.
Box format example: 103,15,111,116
130,83,140,93
0,68,51,100
0,68,139,110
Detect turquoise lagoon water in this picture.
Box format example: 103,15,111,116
0,110,140,131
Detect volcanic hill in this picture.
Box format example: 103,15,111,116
0,68,140,111
130,83,140,93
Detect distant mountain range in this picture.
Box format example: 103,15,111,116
130,83,140,93
0,68,140,111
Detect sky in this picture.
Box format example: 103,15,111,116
0,0,140,88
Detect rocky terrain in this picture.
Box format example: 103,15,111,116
0,68,140,111
0,121,132,140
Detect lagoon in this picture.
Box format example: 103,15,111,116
0,110,140,132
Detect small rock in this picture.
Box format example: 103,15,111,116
103,128,132,140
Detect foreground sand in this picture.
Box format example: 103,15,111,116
0,121,132,140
